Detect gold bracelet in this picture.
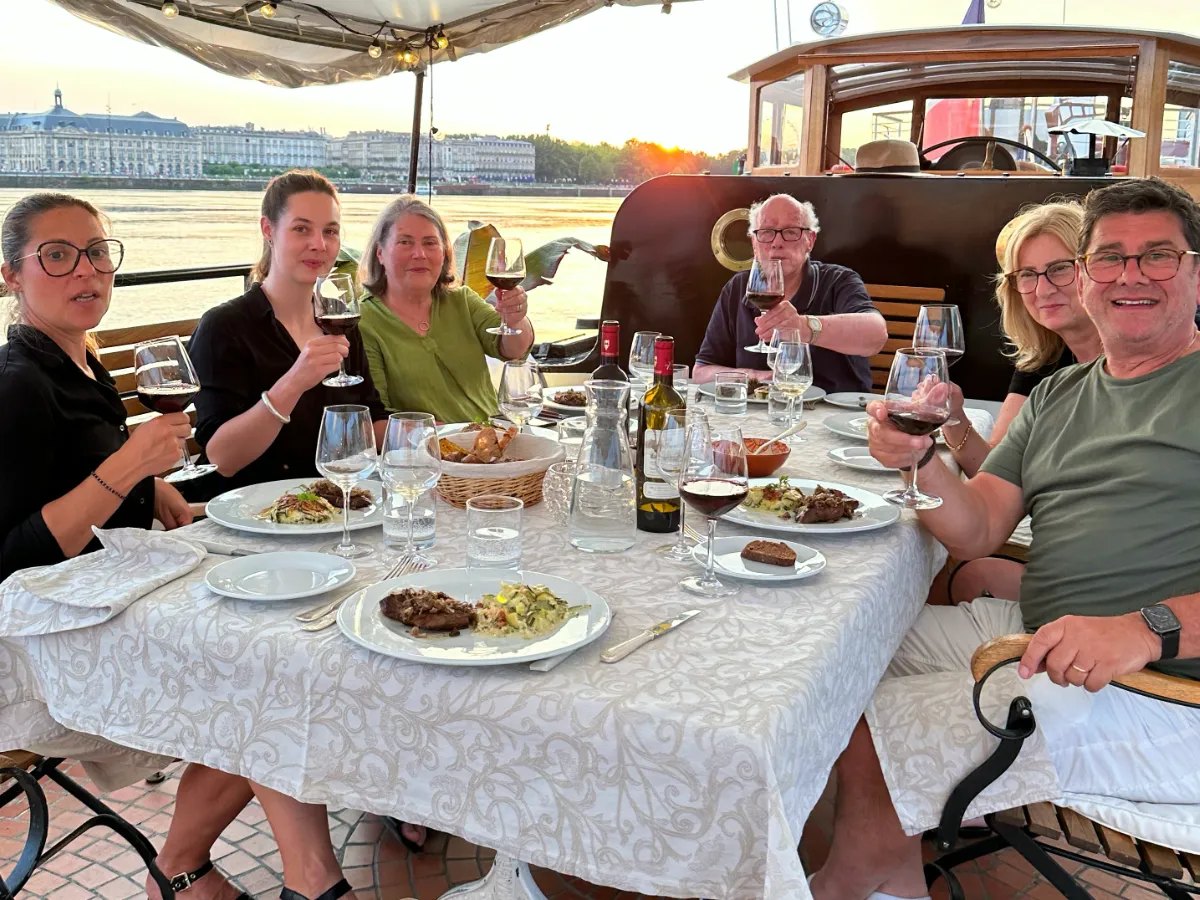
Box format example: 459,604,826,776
942,421,973,453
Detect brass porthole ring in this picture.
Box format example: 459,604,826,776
711,208,753,272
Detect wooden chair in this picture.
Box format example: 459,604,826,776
926,634,1200,899
0,752,178,898
864,284,947,391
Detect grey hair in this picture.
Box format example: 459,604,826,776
747,194,821,234
360,195,455,298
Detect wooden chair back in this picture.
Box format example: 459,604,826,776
864,284,948,391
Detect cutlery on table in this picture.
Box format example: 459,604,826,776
750,420,807,453
529,611,619,672
299,555,432,632
599,610,700,664
295,555,412,623
684,523,706,544
193,541,260,558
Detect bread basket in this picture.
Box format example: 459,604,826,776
436,431,565,509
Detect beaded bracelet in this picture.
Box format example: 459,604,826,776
91,471,127,501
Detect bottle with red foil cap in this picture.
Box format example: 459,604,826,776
591,320,628,381
635,335,684,533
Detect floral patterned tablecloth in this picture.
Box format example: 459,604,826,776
0,404,952,900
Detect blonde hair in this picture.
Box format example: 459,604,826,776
359,195,455,299
994,200,1084,372
251,170,339,283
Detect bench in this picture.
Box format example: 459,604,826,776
865,284,948,391
927,634,1200,900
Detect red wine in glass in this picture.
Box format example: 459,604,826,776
680,478,750,519
137,384,198,415
315,312,361,336
941,348,965,367
886,408,949,437
487,274,523,292
745,290,784,312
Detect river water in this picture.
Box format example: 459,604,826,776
0,189,621,340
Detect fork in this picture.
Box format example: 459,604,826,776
300,555,432,632
295,555,411,623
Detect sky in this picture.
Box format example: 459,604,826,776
2,0,1198,154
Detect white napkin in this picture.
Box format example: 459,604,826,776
964,407,995,441
0,527,205,637
1008,515,1034,548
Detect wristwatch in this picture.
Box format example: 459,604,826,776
1140,603,1182,660
806,315,823,345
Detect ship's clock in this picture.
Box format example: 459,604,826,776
810,2,848,38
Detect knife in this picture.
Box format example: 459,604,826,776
192,540,259,558
599,610,700,663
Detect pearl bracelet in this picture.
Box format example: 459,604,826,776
261,391,291,424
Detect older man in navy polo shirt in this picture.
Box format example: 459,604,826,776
694,194,887,393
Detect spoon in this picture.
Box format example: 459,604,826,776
751,420,808,453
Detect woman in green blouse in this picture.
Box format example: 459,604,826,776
358,197,534,423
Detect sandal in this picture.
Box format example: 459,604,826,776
167,860,252,900
280,879,352,900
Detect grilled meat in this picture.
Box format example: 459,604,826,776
380,588,476,636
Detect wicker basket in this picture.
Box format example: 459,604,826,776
436,432,565,509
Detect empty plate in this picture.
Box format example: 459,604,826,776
827,446,899,473
823,392,879,410
823,412,871,441
205,551,356,602
691,536,826,582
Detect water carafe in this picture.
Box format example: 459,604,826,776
568,380,637,553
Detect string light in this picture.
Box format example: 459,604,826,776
434,28,449,50
399,47,420,65
661,1,672,12
368,39,382,58
260,2,277,18
161,1,179,17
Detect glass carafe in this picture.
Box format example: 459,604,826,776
568,380,637,553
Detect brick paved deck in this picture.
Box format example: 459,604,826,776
0,763,1173,899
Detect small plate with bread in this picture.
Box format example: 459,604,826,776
691,536,826,583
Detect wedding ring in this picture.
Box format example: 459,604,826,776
1069,664,1090,675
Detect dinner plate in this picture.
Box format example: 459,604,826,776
823,411,871,441
692,536,826,582
337,568,612,666
696,382,826,405
205,478,384,536
722,477,900,534
827,446,899,473
205,551,356,601
823,391,880,410
541,385,590,414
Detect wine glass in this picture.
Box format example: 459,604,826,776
743,258,786,354
679,422,748,601
315,404,378,558
881,348,951,511
380,413,441,565
628,331,660,387
485,238,526,336
133,335,217,483
771,340,813,443
766,326,803,358
653,408,693,564
313,273,363,388
497,359,543,432
913,305,965,367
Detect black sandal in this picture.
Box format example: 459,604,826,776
280,878,352,900
167,860,252,900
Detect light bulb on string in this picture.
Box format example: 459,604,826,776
434,28,449,50
260,2,277,18
368,40,383,58
161,1,179,17
400,47,420,66
986,0,1001,6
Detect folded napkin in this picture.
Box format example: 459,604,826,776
964,407,995,442
1008,515,1033,548
0,528,205,637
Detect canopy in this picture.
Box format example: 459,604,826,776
1048,120,1146,139
46,0,688,88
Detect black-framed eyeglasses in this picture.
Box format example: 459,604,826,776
1081,247,1200,284
14,239,125,277
751,227,810,243
1005,259,1077,294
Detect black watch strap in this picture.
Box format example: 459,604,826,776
1141,604,1182,660
898,443,938,473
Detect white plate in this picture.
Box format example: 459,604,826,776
337,568,612,666
541,385,590,414
205,551,356,601
823,392,879,410
823,411,871,441
205,478,383,536
692,536,826,582
827,446,899,473
723,477,900,534
697,382,826,405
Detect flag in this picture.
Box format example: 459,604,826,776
962,0,985,24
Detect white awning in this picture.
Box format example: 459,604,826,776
46,0,693,88
1048,120,1146,139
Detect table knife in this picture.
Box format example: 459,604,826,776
599,610,699,663
193,540,258,557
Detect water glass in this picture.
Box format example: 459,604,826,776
315,404,378,559
466,495,524,569
713,371,749,415
383,487,436,550
673,364,690,400
543,461,577,525
767,386,793,426
556,417,586,461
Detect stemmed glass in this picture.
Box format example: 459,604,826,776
313,273,363,388
485,238,526,336
679,422,749,601
744,258,786,354
771,340,813,443
653,408,693,564
628,331,660,386
498,359,543,432
881,348,951,510
380,413,441,565
315,404,378,558
133,335,217,483
766,326,803,358
913,304,965,367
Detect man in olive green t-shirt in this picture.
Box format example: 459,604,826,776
808,179,1200,900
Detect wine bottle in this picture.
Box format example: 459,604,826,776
591,320,628,381
635,335,684,533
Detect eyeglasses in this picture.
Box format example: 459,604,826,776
1005,259,1077,294
1081,247,1200,284
751,227,810,243
15,239,125,277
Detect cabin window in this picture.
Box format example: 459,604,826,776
837,101,914,167
758,73,805,167
1162,61,1200,170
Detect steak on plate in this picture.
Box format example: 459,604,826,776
380,588,476,635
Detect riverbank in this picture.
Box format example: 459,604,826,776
0,174,631,198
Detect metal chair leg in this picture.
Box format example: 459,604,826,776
992,821,1096,900
145,771,168,785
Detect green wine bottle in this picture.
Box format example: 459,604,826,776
635,335,684,533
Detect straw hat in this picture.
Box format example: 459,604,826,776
853,139,922,174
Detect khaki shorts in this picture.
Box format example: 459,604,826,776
18,727,175,793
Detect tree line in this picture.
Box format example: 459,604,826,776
505,134,743,185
